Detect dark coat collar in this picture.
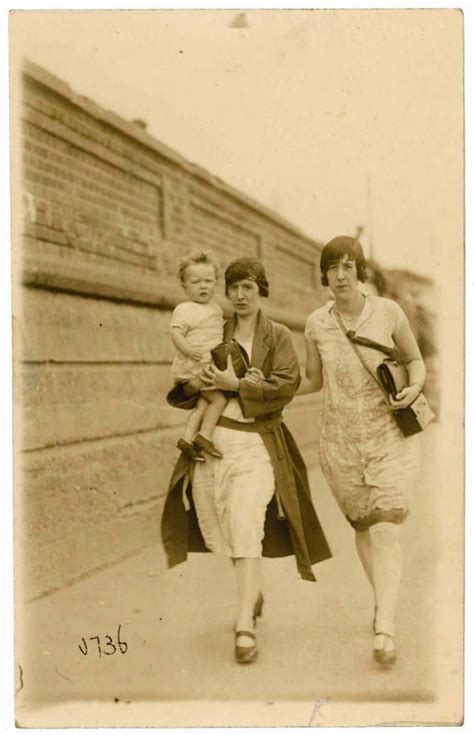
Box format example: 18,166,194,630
224,309,272,370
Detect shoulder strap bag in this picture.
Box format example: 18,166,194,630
333,310,435,437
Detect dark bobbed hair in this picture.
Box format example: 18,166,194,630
320,236,367,286
224,257,269,298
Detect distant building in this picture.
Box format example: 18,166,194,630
383,269,439,414
383,269,438,357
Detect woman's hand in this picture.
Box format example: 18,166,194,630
201,355,240,392
198,365,215,391
389,384,422,410
243,367,265,386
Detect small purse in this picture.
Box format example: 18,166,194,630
210,338,250,378
334,313,435,438
377,359,408,397
376,359,435,437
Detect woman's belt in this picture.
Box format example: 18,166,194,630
216,415,283,433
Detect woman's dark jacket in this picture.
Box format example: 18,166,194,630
161,309,332,581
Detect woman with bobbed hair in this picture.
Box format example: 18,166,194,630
299,236,425,666
162,257,331,664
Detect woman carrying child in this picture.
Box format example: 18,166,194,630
162,256,331,664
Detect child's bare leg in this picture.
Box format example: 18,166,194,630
184,376,204,395
182,397,208,443
199,391,228,439
193,391,227,459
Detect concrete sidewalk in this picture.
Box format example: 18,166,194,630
16,430,439,725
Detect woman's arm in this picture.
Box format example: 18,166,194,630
203,324,301,418
390,316,426,409
239,325,303,417
296,338,323,395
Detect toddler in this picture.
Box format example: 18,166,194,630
170,249,228,461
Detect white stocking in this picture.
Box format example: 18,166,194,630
370,521,402,638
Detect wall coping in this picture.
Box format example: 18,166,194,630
21,249,313,332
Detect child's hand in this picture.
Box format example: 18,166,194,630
187,348,204,362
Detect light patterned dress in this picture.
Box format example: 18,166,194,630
304,295,420,530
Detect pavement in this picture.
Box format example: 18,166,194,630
16,427,443,727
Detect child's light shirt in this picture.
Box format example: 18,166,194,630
170,300,224,382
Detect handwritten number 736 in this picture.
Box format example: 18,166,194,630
79,625,128,657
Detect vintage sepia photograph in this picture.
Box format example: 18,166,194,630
8,7,464,728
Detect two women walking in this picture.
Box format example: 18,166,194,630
162,236,426,667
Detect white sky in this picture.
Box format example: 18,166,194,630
1,6,472,733
11,9,463,279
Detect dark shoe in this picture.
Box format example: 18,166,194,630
373,633,397,666
253,592,264,624
177,438,205,462
235,630,258,664
194,432,223,459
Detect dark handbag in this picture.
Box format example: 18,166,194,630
166,339,250,410
377,359,408,397
376,359,435,437
389,391,435,437
334,312,435,438
210,339,250,378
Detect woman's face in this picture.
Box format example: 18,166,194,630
227,278,261,317
326,255,359,298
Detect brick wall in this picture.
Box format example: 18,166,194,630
16,61,327,599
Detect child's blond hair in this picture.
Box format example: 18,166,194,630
178,249,220,283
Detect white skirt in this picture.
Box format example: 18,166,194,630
192,422,275,558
